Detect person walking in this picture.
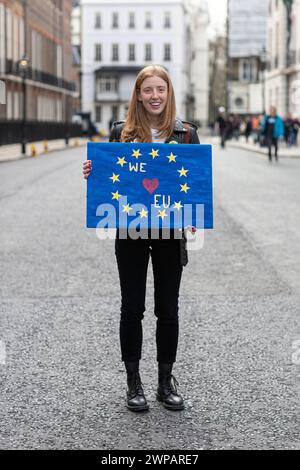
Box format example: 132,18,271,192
82,65,199,412
261,106,284,162
216,107,227,148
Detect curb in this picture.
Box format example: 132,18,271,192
0,141,87,164
226,142,300,159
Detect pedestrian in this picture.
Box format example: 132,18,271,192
261,106,284,162
82,65,200,412
245,116,253,143
216,107,227,148
284,112,294,146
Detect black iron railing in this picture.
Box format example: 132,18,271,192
0,120,82,146
5,59,76,91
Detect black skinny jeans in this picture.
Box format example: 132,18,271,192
115,234,183,364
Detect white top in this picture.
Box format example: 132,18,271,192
151,128,166,143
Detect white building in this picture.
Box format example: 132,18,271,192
186,0,209,127
80,0,209,131
228,0,268,115
265,0,300,117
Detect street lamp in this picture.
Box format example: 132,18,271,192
18,55,29,155
282,0,294,112
260,46,267,115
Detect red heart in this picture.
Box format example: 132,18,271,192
143,178,159,194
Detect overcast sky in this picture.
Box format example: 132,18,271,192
207,0,227,37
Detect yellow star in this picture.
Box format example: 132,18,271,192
174,201,183,210
112,190,122,201
117,157,127,167
180,183,190,193
110,173,120,183
157,209,168,220
122,204,133,214
132,149,142,158
139,208,148,218
149,149,159,159
178,167,189,177
166,152,177,163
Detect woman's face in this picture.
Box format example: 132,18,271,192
138,75,168,117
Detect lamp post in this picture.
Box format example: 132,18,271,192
260,47,267,115
18,55,29,155
282,0,294,113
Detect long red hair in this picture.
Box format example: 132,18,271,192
121,65,177,142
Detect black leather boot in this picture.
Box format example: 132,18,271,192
156,363,184,410
125,362,149,412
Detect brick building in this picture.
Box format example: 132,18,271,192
0,0,80,144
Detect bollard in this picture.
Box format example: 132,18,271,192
74,138,79,147
43,140,49,153
31,144,37,157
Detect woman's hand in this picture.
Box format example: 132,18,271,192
83,160,92,179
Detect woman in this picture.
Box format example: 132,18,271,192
83,65,199,412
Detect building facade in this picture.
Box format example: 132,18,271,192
0,0,78,128
80,0,209,132
228,0,268,115
265,0,300,117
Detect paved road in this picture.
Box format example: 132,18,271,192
0,144,299,450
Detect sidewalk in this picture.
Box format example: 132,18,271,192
225,136,300,158
0,137,90,163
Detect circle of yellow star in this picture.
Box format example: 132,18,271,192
117,157,127,167
112,190,122,201
132,149,142,158
110,173,120,183
178,167,188,177
166,152,177,163
157,209,168,220
180,183,190,193
149,149,159,159
139,208,148,218
174,201,183,210
122,204,133,214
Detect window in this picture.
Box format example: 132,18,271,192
145,44,152,61
240,59,257,82
164,44,171,61
95,44,102,61
95,13,101,29
129,12,135,29
112,12,118,29
6,9,12,60
128,44,135,61
235,97,244,108
13,91,19,119
112,105,118,122
112,44,119,61
96,105,102,122
145,12,152,29
97,76,118,93
7,90,13,119
164,12,171,28
0,3,6,73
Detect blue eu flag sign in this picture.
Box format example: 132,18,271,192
86,142,213,229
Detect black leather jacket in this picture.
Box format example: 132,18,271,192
109,118,200,144
110,118,200,266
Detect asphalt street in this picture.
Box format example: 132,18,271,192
0,142,299,450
